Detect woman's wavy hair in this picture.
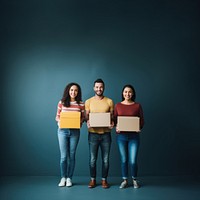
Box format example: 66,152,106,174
61,82,82,107
121,84,136,101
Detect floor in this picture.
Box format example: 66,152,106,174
0,176,200,200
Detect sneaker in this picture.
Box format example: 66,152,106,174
66,178,72,187
88,179,96,188
101,180,109,189
58,178,66,187
133,179,140,189
119,180,128,189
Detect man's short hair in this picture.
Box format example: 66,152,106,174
94,78,105,87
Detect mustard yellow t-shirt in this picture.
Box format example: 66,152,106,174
85,96,114,134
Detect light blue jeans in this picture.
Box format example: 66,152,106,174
116,133,140,179
57,128,80,179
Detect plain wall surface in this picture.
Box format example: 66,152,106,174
0,0,200,177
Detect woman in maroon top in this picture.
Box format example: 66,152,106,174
114,84,144,189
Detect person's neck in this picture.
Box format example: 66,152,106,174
95,95,104,100
122,100,134,105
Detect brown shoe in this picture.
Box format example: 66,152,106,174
101,180,109,189
88,180,96,188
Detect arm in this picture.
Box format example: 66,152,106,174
139,104,144,130
55,101,62,122
114,104,120,133
80,103,85,126
109,100,115,129
55,101,62,127
84,99,91,128
85,110,90,128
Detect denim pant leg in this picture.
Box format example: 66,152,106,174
88,133,100,179
128,134,140,179
117,135,129,179
68,129,80,179
100,133,111,179
58,129,69,178
58,128,80,178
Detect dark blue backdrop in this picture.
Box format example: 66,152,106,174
0,0,199,177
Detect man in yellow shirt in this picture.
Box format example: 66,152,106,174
85,78,114,189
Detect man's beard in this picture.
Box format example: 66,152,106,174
95,91,103,96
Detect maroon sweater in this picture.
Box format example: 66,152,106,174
114,102,144,130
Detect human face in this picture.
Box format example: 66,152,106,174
123,87,134,101
94,82,104,97
69,85,78,101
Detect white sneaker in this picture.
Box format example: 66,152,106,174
58,178,66,187
133,179,140,189
119,180,128,189
66,178,72,187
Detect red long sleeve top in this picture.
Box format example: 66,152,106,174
114,102,144,131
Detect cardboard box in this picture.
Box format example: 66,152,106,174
60,112,81,129
117,116,140,132
89,113,111,127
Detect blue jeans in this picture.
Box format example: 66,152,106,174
57,128,80,179
88,132,111,179
117,133,140,179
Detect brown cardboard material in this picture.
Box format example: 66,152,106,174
89,113,111,127
117,116,140,132
60,112,81,129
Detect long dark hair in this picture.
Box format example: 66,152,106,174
121,84,136,101
61,82,82,107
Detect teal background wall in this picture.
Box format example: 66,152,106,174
0,0,199,177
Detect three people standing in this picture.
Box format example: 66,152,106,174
55,80,144,189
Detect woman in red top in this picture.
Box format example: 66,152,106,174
114,84,144,189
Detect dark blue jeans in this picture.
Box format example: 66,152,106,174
117,133,140,179
88,132,111,179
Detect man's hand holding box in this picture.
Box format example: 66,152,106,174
89,113,111,127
